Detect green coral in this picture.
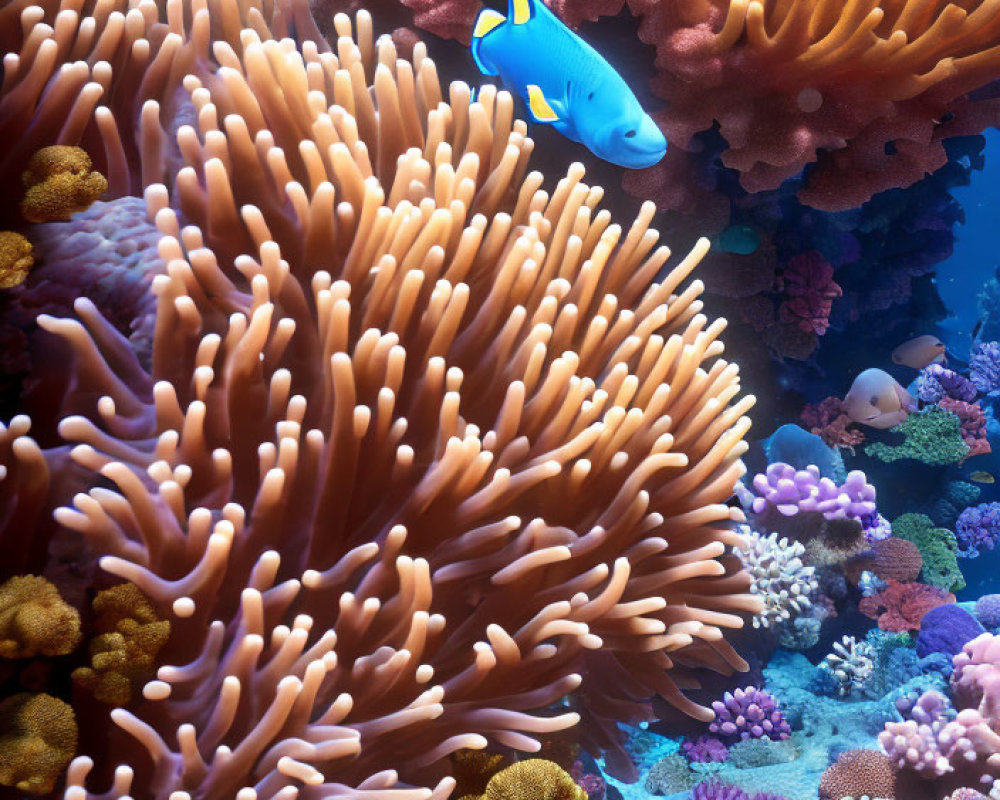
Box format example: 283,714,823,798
864,406,969,465
891,513,965,592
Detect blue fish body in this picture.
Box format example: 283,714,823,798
471,0,667,169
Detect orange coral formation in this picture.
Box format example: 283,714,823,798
631,0,1000,209
72,583,170,705
20,146,107,222
0,692,78,795
0,574,81,659
0,231,34,288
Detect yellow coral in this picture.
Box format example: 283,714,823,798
0,231,34,288
72,583,170,705
20,145,107,223
472,760,588,800
0,692,78,795
0,575,81,658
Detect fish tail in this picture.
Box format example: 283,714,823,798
471,8,505,75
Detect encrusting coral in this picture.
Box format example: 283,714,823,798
20,146,107,223
469,759,586,800
0,0,764,795
72,582,171,705
0,574,81,659
0,691,78,795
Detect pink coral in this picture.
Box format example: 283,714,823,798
776,252,842,336
938,398,991,461
859,580,955,632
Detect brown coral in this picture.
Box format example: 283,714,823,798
20,146,107,223
0,692,78,795
0,574,81,659
71,583,170,705
846,535,923,585
0,231,33,288
818,748,896,800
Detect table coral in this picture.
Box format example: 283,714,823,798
0,692,78,795
5,4,765,795
20,146,107,223
627,0,1000,210
892,513,965,592
0,574,81,659
859,580,955,632
71,583,170,705
864,405,971,464
0,231,33,289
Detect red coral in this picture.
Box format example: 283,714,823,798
859,580,955,632
801,396,865,450
938,397,991,461
776,251,841,336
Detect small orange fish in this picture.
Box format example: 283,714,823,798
891,334,946,369
843,368,916,429
968,471,995,484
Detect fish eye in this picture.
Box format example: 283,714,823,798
588,92,595,100
624,129,637,138
870,395,879,405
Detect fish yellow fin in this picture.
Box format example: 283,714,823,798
526,84,560,122
473,8,506,37
512,0,532,24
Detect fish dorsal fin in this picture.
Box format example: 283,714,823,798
509,0,535,24
525,84,560,122
471,8,507,75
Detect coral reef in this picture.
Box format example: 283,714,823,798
971,341,1000,396
916,363,979,404
859,580,956,632
892,513,965,592
956,502,1000,558
818,748,896,800
820,636,875,698
800,397,864,451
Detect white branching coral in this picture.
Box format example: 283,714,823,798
736,526,817,630
821,635,876,697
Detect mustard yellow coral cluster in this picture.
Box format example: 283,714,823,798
0,575,81,659
470,760,587,800
0,231,33,289
72,583,170,705
0,692,78,795
20,146,107,223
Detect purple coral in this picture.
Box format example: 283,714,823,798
709,686,792,743
750,463,877,520
681,735,729,763
956,502,1000,558
971,341,1000,396
879,690,961,776
916,363,978,403
692,782,748,800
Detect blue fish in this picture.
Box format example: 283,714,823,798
471,0,667,169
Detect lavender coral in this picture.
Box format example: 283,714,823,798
916,363,978,403
749,463,877,520
956,502,1000,558
971,341,1000,396
709,687,792,743
1,3,764,796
